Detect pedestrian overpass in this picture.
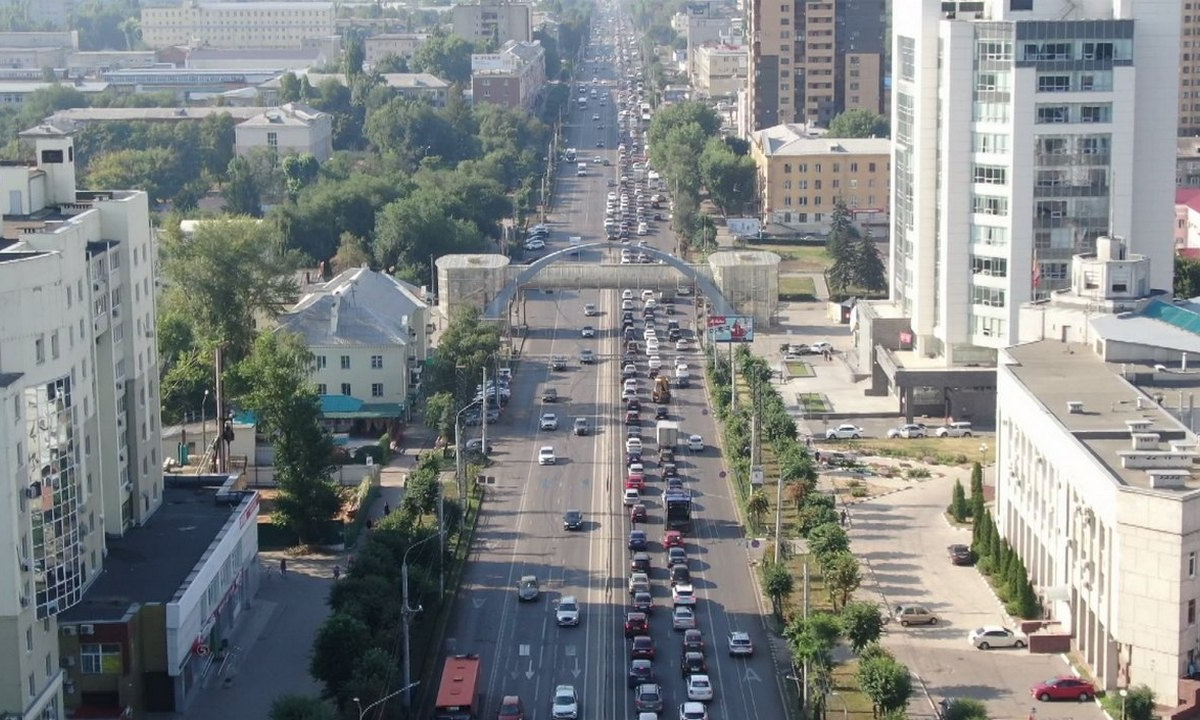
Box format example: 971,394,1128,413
435,245,780,326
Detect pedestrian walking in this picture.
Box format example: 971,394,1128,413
332,565,341,581
279,557,288,578
840,508,848,527
383,502,391,516
814,449,821,464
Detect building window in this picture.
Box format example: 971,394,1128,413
1190,551,1196,578
973,165,1007,185
371,355,383,369
315,355,327,370
50,331,59,359
972,195,1009,216
317,383,327,395
1036,105,1069,124
81,643,123,674
35,337,44,364
341,383,352,396
340,355,350,370
1037,75,1071,93
1080,105,1112,123
971,286,1006,307
1190,599,1197,626
371,383,384,397
267,132,278,148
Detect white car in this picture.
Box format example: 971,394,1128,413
581,326,596,338
686,674,714,702
524,238,546,250
687,434,704,452
538,446,557,465
808,341,834,354
728,631,754,656
936,421,974,437
679,702,709,720
646,342,660,355
672,605,696,630
672,583,696,605
675,339,690,351
675,362,689,374
540,413,559,431
637,222,649,236
623,289,634,299
556,596,581,626
968,625,1027,650
648,356,663,370
626,437,643,454
623,488,641,506
552,684,579,719
641,289,655,301
886,423,927,439
584,303,598,316
826,424,864,440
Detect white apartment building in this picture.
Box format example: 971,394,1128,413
0,122,162,720
364,33,429,66
890,0,1178,365
141,1,336,49
234,103,333,162
276,267,429,433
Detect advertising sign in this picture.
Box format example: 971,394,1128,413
707,315,754,342
726,217,762,239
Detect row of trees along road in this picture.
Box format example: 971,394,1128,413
646,101,757,250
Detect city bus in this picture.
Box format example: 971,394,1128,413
434,654,482,720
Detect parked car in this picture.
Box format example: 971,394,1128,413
969,626,1027,650
936,421,974,437
826,424,864,440
894,604,938,626
463,438,492,455
1031,677,1095,702
948,544,976,565
887,423,928,439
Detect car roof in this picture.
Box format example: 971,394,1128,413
976,625,1010,633
520,575,537,582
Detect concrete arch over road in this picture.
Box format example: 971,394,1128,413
483,242,735,319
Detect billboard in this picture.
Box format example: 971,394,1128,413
708,315,754,342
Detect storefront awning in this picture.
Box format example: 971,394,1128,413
319,395,405,419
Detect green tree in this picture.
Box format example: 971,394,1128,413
343,35,365,79
841,600,884,653
786,480,811,513
410,30,475,84
798,499,839,538
1009,575,1040,619
1176,256,1200,299
857,654,913,717
331,232,371,273
762,561,795,618
973,509,993,561
374,53,410,73
950,480,969,522
160,217,300,364
746,489,770,527
272,172,407,263
827,108,889,138
942,698,990,720
85,147,186,204
852,228,887,293
1120,685,1157,720
310,612,372,697
969,462,985,521
231,332,342,543
268,695,339,720
425,391,455,441
785,612,841,716
426,306,501,400
282,153,320,198
808,522,850,564
698,136,757,215
221,155,262,216
402,465,441,520
823,550,862,609
373,191,485,278
278,72,302,103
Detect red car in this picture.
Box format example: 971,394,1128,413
630,503,648,522
625,612,649,637
497,695,525,720
663,530,684,548
1031,677,1095,702
625,410,640,425
631,634,656,659
626,474,646,491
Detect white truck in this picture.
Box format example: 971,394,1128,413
576,162,588,177
656,420,679,447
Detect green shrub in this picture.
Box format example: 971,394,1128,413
906,467,931,479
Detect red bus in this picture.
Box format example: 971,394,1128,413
434,654,482,720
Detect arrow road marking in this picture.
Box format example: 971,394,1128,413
572,657,582,678
472,597,486,609
525,659,535,680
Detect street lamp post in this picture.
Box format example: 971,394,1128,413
401,533,439,707
200,389,211,464
353,681,420,720
454,398,484,499
1120,688,1128,720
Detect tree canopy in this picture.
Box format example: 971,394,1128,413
827,108,889,138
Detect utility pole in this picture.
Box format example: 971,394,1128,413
729,339,736,410
481,365,489,456
401,534,437,707
802,561,811,715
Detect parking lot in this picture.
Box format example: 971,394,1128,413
848,473,1107,720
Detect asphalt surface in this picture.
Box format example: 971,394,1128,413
441,24,789,720
850,477,1107,720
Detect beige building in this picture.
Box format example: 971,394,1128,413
1179,136,1200,188
1182,4,1200,135
471,40,545,111
234,103,333,162
692,43,747,98
452,1,532,45
364,33,429,65
746,0,794,131
141,1,336,50
750,123,889,233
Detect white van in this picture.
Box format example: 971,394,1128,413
576,162,588,177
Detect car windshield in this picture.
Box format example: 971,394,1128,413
501,703,520,714
555,691,573,703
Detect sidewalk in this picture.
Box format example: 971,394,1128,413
168,426,439,720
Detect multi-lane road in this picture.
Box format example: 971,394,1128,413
440,28,788,720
